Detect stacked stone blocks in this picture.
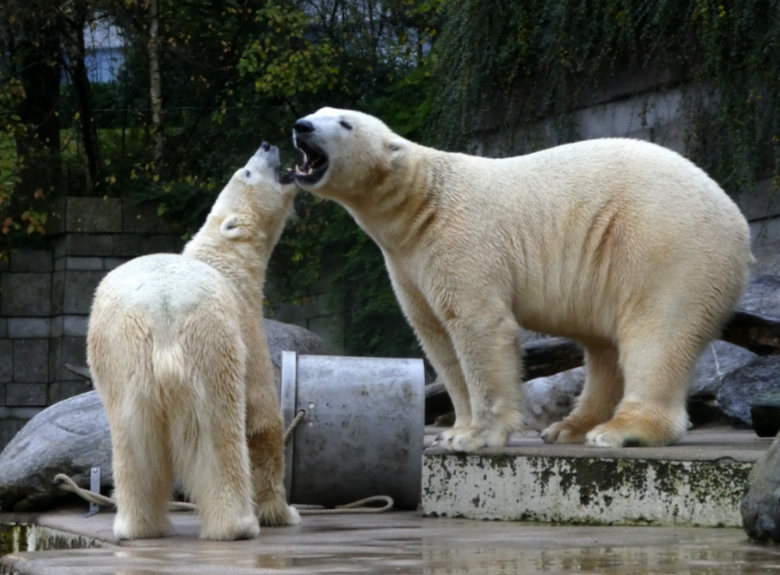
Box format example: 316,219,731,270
0,197,182,447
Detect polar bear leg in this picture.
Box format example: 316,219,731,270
110,397,175,540
246,418,301,527
541,342,623,444
173,333,260,540
391,273,473,428
434,312,524,452
585,329,696,447
176,406,260,540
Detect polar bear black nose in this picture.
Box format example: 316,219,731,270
260,141,271,151
293,120,315,134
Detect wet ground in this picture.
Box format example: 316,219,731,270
2,509,780,574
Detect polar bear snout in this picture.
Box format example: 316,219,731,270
293,119,315,134
251,142,280,170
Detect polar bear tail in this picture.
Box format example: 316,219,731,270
151,336,187,391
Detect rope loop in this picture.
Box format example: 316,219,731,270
53,408,394,516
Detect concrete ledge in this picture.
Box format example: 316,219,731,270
422,427,770,527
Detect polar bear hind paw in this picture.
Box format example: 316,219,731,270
113,514,174,540
199,513,260,541
432,425,509,452
257,499,302,527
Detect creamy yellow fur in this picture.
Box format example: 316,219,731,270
293,108,754,452
87,146,300,539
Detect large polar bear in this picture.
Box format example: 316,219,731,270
292,107,753,452
87,143,301,539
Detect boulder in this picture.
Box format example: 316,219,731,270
522,367,584,432
0,320,325,512
716,356,780,428
264,318,327,368
741,431,780,543
0,391,111,512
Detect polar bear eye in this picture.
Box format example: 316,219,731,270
244,169,252,178
339,120,353,130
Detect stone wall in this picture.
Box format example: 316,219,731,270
0,197,183,448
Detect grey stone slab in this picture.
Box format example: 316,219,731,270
7,318,51,339
0,273,52,316
62,270,106,314
9,250,52,273
117,233,182,256
5,383,47,407
53,234,120,258
122,198,176,234
63,316,88,337
0,340,11,384
103,257,131,271
0,417,28,452
13,339,49,382
50,270,65,315
48,380,92,404
66,197,122,233
65,257,104,271
48,336,88,384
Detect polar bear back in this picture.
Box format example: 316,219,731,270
407,138,752,339
95,253,234,319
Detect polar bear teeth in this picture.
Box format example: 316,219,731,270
295,164,315,175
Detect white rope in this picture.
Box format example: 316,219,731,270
54,408,394,515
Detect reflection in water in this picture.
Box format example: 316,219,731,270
422,540,780,575
4,518,780,574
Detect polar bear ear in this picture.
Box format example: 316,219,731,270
387,138,407,165
220,215,245,239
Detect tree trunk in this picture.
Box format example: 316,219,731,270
148,0,164,168
61,2,102,195
11,23,62,200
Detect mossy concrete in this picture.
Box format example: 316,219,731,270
422,426,770,527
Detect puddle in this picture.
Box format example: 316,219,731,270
421,539,780,575
3,516,780,574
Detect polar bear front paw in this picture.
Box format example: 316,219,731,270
432,425,508,453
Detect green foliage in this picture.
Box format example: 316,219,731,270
430,0,780,196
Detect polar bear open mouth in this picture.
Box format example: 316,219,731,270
293,140,329,185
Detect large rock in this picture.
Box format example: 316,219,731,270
0,320,325,512
522,367,584,432
739,274,780,316
716,356,780,427
741,432,780,543
0,391,111,512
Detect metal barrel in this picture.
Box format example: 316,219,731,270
280,351,425,510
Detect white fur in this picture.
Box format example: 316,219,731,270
88,146,300,539
293,108,754,451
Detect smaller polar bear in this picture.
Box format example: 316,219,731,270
87,143,300,540
292,107,754,452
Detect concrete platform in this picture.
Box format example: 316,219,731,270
422,426,772,526
3,508,780,574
